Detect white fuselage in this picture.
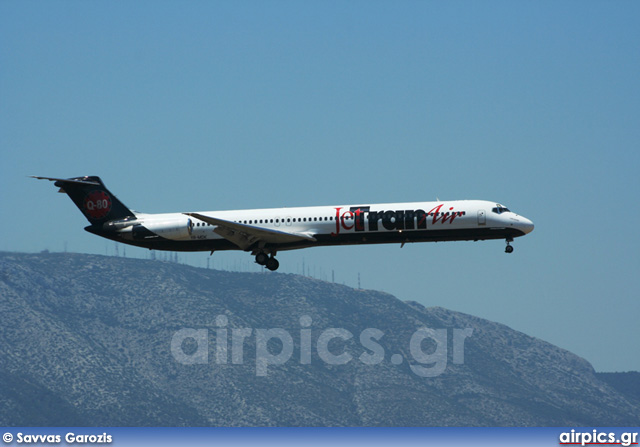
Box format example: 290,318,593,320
116,200,533,251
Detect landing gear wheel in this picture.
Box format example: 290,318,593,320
505,237,514,254
255,252,268,266
266,257,280,271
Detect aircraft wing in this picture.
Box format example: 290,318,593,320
184,213,316,251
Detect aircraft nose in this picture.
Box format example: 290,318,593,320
518,217,535,234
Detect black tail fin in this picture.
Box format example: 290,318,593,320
33,176,135,225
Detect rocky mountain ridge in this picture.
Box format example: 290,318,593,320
1,252,638,426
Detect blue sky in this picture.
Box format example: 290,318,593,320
1,1,639,372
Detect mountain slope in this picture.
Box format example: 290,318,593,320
597,372,640,409
0,252,638,426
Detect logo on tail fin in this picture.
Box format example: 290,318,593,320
84,190,112,219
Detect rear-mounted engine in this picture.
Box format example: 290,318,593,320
132,218,194,240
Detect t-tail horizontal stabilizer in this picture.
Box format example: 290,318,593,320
32,175,135,225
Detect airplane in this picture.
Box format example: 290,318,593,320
33,176,534,271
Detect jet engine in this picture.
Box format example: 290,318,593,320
132,218,194,240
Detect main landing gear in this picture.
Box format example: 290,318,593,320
254,251,280,271
505,238,514,254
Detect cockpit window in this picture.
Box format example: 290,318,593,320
492,204,511,214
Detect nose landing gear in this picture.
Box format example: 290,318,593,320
505,238,514,253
